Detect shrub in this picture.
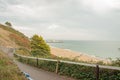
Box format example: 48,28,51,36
30,34,50,57
16,55,120,80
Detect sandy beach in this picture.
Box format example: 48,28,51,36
50,47,111,64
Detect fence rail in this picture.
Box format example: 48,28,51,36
14,53,120,71
14,53,120,80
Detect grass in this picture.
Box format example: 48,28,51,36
0,24,30,49
15,48,31,56
0,34,2,37
0,50,26,80
9,33,30,49
0,24,26,38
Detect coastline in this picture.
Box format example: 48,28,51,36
50,46,111,64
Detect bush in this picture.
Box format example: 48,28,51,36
16,48,31,56
112,58,120,67
31,34,50,57
16,55,120,80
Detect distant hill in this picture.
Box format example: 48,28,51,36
0,23,30,49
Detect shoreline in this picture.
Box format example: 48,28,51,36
50,46,111,64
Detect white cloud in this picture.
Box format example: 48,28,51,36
80,0,120,14
13,26,34,31
48,24,60,30
12,25,35,37
8,4,35,16
0,0,120,40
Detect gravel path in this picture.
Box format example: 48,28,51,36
15,61,74,80
0,46,74,80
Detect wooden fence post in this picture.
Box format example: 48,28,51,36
36,58,39,67
27,59,29,64
96,65,99,80
56,60,60,74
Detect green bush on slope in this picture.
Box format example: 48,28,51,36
30,34,50,57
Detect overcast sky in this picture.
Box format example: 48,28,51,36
0,0,120,40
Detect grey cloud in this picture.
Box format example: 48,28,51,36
0,0,120,40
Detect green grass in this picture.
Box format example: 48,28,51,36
0,50,26,80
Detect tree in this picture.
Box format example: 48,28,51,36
5,21,12,27
31,34,50,57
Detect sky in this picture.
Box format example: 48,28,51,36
0,0,120,40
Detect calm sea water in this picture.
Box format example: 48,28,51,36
48,40,120,59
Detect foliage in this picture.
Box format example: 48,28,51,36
111,58,120,67
0,50,26,80
19,58,56,72
16,55,120,80
16,48,31,56
5,21,12,27
59,63,95,80
31,34,50,57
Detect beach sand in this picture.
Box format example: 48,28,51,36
50,47,111,64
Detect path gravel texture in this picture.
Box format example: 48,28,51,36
0,46,74,80
15,61,74,80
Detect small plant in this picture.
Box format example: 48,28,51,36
5,21,12,27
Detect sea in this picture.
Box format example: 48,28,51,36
48,40,120,59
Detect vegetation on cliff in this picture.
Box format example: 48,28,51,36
30,34,51,57
0,50,26,80
0,23,30,49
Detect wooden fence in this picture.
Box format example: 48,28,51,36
14,53,120,80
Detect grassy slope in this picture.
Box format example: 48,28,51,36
0,24,30,49
0,23,30,80
0,50,26,80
